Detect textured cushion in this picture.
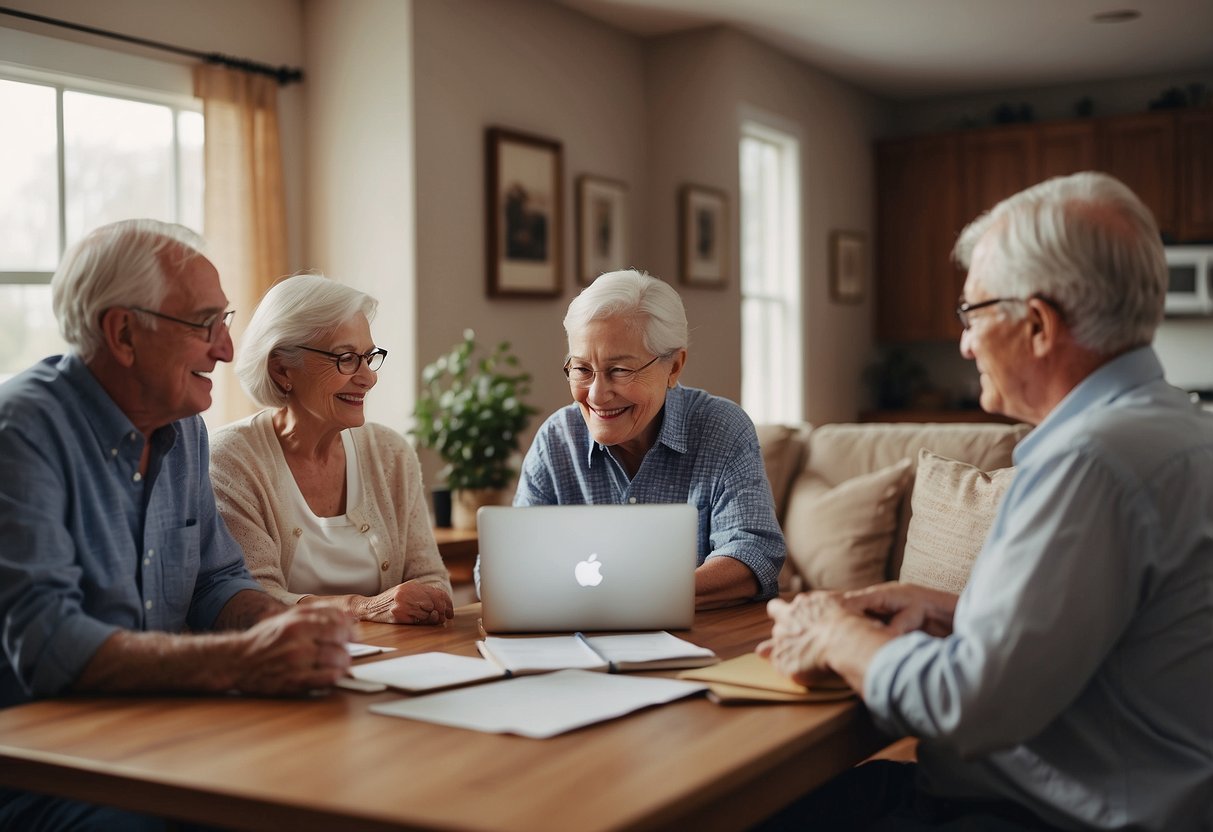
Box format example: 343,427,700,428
783,457,913,590
755,423,809,522
803,422,1030,578
899,449,1015,593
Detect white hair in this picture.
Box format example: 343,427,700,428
563,269,689,356
953,171,1166,355
236,274,379,408
51,219,209,361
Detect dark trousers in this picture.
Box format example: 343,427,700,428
0,788,168,832
752,761,1061,831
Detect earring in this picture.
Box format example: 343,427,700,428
284,383,292,393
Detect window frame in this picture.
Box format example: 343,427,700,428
739,118,804,424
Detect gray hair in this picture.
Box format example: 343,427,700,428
563,269,689,356
236,274,379,408
51,219,209,361
953,171,1166,355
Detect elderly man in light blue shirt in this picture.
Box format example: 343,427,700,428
759,172,1213,831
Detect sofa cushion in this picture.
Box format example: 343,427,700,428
755,423,809,522
899,449,1015,593
803,422,1030,578
783,457,913,591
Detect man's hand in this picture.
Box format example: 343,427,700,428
757,591,898,693
227,606,354,695
839,582,958,638
363,581,454,625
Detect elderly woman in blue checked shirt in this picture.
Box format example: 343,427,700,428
512,268,785,609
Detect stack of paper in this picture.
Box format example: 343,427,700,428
678,653,854,704
370,669,708,738
348,652,505,693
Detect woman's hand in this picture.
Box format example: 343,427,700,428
361,581,454,625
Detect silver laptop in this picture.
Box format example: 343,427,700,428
478,504,698,633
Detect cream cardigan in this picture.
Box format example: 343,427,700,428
210,410,451,605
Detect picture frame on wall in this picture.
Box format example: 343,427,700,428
829,230,866,304
576,175,628,285
679,184,728,288
486,127,563,298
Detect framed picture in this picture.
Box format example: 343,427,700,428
576,175,628,285
829,230,866,304
485,127,562,298
679,185,728,288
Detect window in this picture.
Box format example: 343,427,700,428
0,74,203,383
740,121,802,424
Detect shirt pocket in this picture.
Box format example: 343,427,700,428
156,523,201,627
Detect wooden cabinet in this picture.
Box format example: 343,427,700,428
1098,112,1178,238
1179,110,1213,241
876,109,1211,342
1034,120,1098,180
876,135,964,342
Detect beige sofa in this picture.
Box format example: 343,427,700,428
756,421,1032,594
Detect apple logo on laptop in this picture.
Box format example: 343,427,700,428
575,553,604,587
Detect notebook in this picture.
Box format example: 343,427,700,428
478,504,698,633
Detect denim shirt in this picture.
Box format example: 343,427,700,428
0,354,262,707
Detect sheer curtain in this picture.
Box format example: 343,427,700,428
192,64,289,427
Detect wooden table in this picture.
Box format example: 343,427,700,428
0,602,889,832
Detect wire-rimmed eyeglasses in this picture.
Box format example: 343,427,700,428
563,354,662,387
955,295,1063,330
130,307,235,343
295,345,388,374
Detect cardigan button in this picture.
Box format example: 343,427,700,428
381,561,389,571
360,523,370,533
293,528,302,537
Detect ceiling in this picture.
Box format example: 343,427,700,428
550,0,1213,101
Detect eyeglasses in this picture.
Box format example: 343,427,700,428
955,295,1064,330
295,345,388,374
131,307,235,343
563,354,662,387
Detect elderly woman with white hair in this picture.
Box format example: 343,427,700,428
210,274,453,624
515,269,785,608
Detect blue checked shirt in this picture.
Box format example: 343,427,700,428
0,354,263,707
514,385,785,598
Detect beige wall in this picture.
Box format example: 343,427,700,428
412,0,648,486
302,0,416,436
644,27,885,423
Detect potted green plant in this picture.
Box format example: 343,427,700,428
412,329,538,530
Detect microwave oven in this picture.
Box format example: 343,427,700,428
1164,246,1213,316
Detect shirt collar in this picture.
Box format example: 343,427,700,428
1013,345,1164,463
583,384,689,467
59,352,177,459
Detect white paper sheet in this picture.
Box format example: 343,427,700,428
350,652,504,692
369,669,708,738
346,642,395,658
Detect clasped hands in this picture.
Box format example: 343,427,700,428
363,580,454,625
756,582,958,690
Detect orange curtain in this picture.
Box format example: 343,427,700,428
192,63,289,426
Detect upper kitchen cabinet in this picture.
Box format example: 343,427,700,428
876,109,1210,341
1178,109,1213,241
1098,112,1177,239
876,135,964,342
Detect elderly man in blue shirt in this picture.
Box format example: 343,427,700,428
759,172,1213,831
0,219,353,830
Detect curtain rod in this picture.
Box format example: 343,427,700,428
0,5,304,86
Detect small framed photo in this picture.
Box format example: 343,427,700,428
576,175,628,285
679,184,729,288
485,127,562,298
829,230,866,304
